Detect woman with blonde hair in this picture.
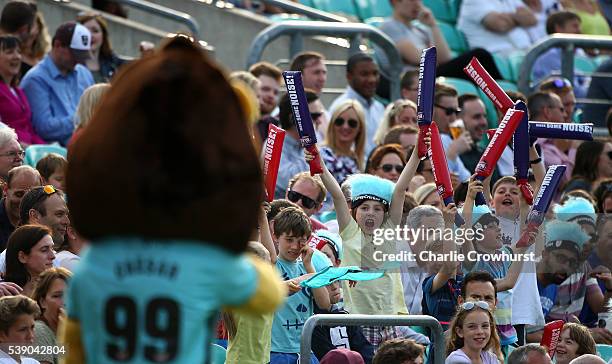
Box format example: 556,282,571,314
69,83,110,147
374,99,418,146
321,99,366,184
30,267,72,364
446,301,502,363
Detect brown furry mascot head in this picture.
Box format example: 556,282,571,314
67,36,262,253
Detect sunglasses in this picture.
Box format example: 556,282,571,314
287,190,318,209
435,104,461,116
461,301,489,311
379,164,404,173
334,117,358,129
311,112,323,120
551,78,572,89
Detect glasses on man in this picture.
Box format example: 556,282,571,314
551,250,579,270
287,190,318,209
310,112,323,121
435,104,461,116
379,164,404,173
0,150,25,159
333,117,359,129
461,301,490,311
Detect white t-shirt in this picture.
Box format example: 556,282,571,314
0,350,40,363
55,250,80,272
497,215,546,326
457,0,533,53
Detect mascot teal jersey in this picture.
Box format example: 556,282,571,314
64,239,280,363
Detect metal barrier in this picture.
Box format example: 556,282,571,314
246,21,403,101
300,314,445,364
518,34,612,95
257,0,347,22
115,0,201,39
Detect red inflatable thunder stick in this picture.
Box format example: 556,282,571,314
463,57,514,113
282,71,323,175
262,124,286,202
516,164,566,247
429,122,465,226
474,108,524,205
416,47,437,160
540,320,564,359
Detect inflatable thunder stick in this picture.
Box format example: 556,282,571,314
463,57,514,113
514,101,534,205
282,71,323,175
516,164,566,247
262,124,286,202
540,320,565,359
474,109,524,205
416,47,437,160
428,122,465,226
529,121,594,141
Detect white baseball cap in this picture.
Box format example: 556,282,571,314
54,21,91,62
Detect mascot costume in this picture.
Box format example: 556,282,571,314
60,36,285,363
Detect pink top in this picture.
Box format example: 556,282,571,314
0,82,45,145
538,138,576,185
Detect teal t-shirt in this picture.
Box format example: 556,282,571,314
66,239,258,364
271,252,330,354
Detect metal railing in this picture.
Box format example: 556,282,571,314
255,0,347,22
246,20,403,100
518,34,612,95
300,314,445,364
115,0,201,39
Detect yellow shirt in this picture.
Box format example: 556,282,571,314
226,310,274,364
572,7,611,35
340,218,408,315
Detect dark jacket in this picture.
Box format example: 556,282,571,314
312,304,374,364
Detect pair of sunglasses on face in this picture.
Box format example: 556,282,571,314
333,117,358,129
461,301,490,311
287,190,318,209
379,164,404,173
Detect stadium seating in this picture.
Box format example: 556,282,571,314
574,54,598,73
299,0,315,7
423,0,459,24
438,21,469,54
24,144,68,167
354,0,393,20
493,54,513,82
311,0,360,19
497,80,519,93
438,77,479,96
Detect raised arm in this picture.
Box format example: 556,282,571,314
390,145,421,225
258,203,277,264
530,145,545,194
306,147,351,233
461,176,483,270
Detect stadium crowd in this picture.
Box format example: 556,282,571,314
0,0,610,363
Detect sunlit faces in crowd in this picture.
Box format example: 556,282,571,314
0,296,40,348
0,136,24,180
354,200,385,235
555,323,597,364
301,57,327,95
367,145,406,183
286,173,325,217
0,36,22,85
491,178,520,219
